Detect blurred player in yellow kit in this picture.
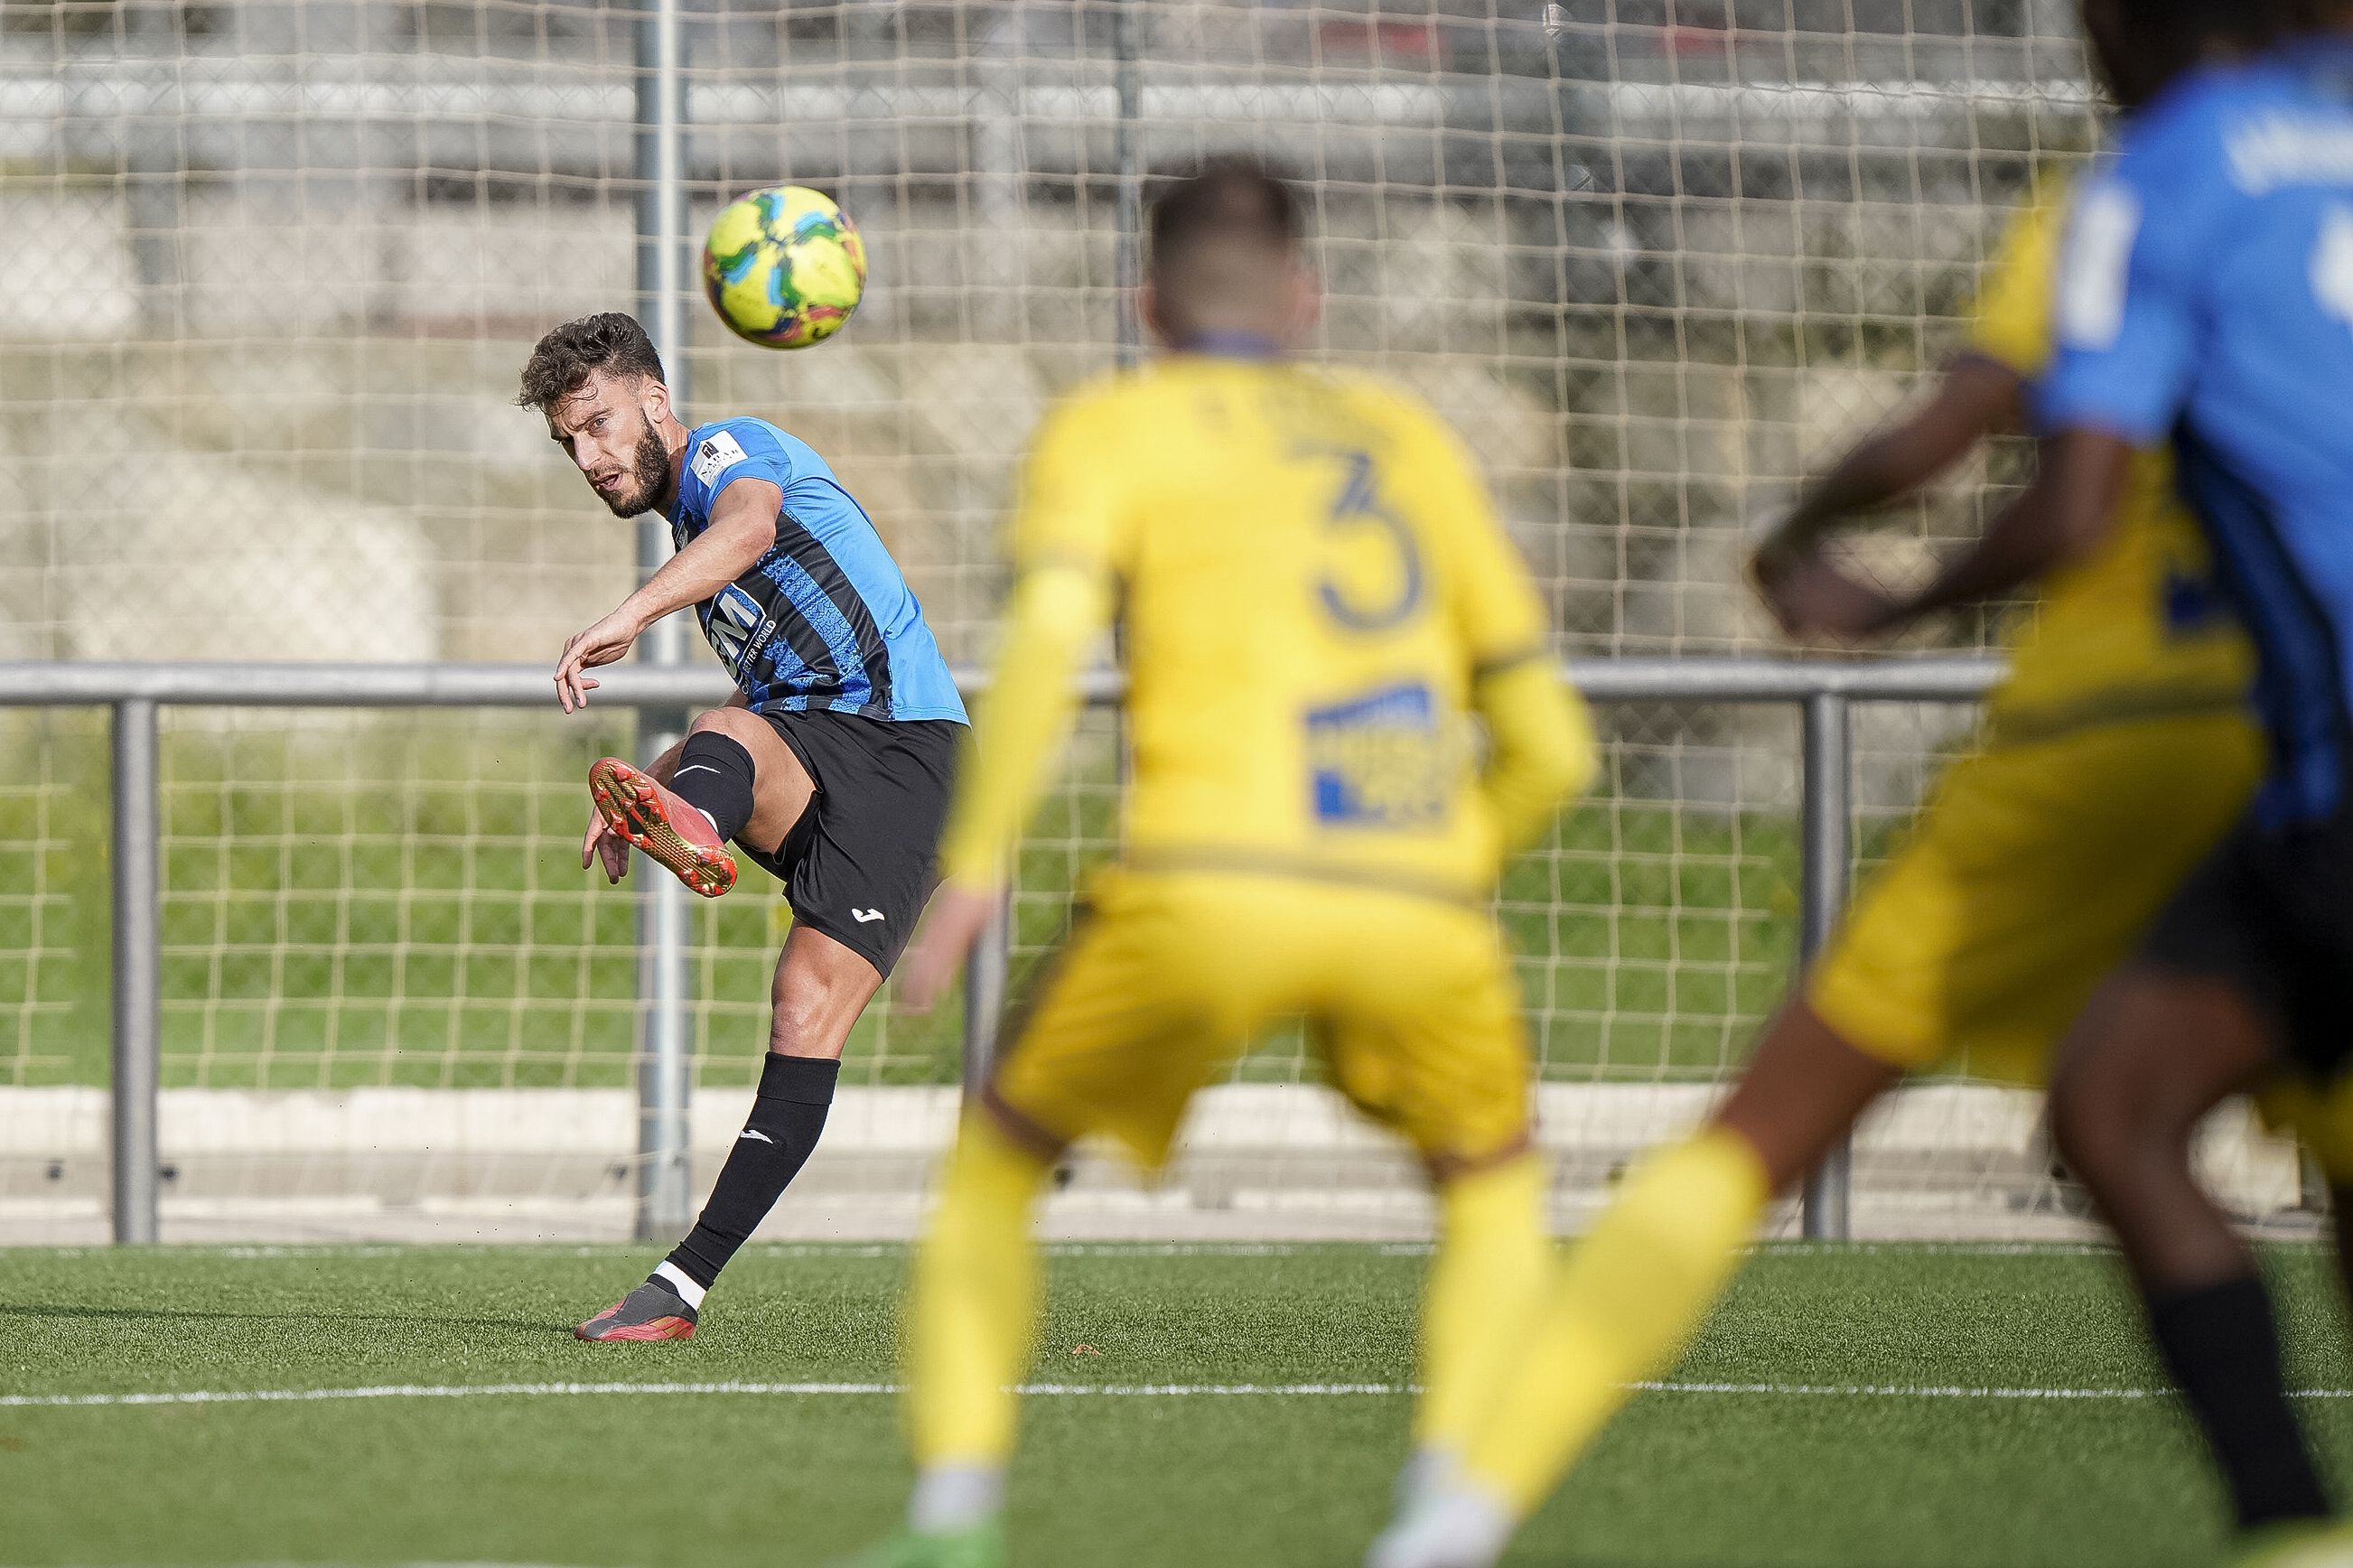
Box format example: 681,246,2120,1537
1369,59,2276,1568
837,159,1596,1568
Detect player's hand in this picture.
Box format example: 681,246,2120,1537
583,807,631,885
554,608,646,714
897,882,1001,1013
1758,552,1901,644
1743,499,1807,591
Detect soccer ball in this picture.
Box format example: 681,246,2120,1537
701,185,867,350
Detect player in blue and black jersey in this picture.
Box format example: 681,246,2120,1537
2022,5,2353,1557
518,312,967,1341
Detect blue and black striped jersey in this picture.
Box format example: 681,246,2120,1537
666,417,966,724
2042,42,2353,826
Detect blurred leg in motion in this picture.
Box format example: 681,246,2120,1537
2050,966,2330,1537
1406,1152,1552,1501
898,1110,1058,1550
1368,1002,1897,1568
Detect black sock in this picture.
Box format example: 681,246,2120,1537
668,732,758,844
661,1052,840,1291
2147,1273,2330,1528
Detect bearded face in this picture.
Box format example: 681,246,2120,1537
596,414,673,518
546,373,677,518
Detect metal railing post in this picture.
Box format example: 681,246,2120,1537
634,779,693,1239
961,891,1013,1098
110,699,161,1245
632,0,695,1240
1799,691,1854,1240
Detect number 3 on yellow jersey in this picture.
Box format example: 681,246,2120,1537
1293,442,1424,631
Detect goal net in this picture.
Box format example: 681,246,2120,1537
0,0,2304,1243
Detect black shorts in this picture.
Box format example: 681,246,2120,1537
739,710,962,978
2142,795,2353,1084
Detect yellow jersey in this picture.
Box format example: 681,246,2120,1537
938,351,1567,900
1967,182,2254,739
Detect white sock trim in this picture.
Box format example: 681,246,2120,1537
652,1260,707,1310
909,1464,1005,1534
694,806,720,834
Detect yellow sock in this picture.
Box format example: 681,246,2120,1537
1414,1153,1552,1466
1462,1126,1769,1515
906,1113,1054,1470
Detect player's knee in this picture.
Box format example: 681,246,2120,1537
766,1000,837,1056
768,977,867,1056
688,705,769,748
2049,1049,2182,1194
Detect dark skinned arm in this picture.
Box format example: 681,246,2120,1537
1769,428,2138,641
1760,353,2027,571
1871,428,2136,629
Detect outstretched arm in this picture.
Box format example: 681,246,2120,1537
1756,187,2075,641
1768,428,2136,642
553,478,780,712
1755,352,2025,574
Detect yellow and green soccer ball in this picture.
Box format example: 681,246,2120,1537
702,185,867,349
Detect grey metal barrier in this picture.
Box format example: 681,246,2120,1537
0,654,2003,1245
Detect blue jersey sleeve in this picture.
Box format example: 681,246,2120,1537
685,419,798,512
2040,123,2231,444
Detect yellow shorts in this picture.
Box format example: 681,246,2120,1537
1807,709,2262,1086
988,868,1531,1172
2258,1078,2353,1184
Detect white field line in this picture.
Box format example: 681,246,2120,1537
13,1377,2353,1410
0,1380,1403,1409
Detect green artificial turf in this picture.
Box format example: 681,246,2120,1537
2,1242,2348,1567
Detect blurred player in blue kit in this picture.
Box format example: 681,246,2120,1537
2030,3,2353,1561
1376,5,2353,1565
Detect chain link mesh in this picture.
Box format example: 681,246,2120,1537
12,1,2283,1243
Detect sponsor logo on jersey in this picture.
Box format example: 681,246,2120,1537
703,583,767,677
692,429,751,487
1304,682,1451,827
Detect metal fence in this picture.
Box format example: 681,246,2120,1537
0,652,2003,1246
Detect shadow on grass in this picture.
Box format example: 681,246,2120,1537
0,1302,566,1334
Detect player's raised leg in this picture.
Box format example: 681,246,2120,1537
584,703,812,901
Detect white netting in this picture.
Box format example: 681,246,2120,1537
5,0,2305,1242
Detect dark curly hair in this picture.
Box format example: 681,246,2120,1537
2093,0,2311,109
515,312,667,413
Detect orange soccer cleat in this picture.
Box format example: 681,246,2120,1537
587,756,738,898
574,1279,699,1342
